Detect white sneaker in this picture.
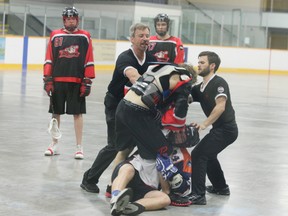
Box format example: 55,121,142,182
44,143,58,156
74,145,84,159
110,188,133,216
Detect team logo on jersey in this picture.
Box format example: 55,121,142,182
179,45,183,50
148,42,156,51
59,45,80,58
217,86,224,93
154,51,170,62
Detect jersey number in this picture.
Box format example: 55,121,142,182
54,37,63,47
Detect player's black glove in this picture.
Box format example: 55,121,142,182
153,109,162,123
80,78,92,97
168,193,191,207
43,76,54,96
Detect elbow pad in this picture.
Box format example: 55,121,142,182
170,174,191,197
141,83,162,109
130,77,147,95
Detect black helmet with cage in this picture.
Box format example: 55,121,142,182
62,6,79,18
62,7,79,31
154,13,170,30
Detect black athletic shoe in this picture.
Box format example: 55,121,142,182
206,185,230,195
169,193,191,207
188,193,207,205
80,178,100,193
106,184,112,198
122,202,145,216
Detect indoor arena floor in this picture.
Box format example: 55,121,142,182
0,69,287,216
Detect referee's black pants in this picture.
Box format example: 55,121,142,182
191,121,238,196
84,92,119,184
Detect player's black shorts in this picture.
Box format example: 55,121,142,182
111,160,156,202
49,82,86,115
115,99,171,160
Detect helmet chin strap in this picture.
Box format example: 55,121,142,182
157,31,167,37
63,18,79,32
64,26,77,32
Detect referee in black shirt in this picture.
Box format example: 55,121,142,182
188,51,238,205
80,23,156,195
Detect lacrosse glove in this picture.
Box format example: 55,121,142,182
156,153,178,181
80,78,92,97
43,76,54,96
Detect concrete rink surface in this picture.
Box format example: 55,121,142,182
0,70,287,216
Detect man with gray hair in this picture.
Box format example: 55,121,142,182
81,23,157,195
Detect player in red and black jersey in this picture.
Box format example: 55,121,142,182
148,13,185,64
43,7,95,159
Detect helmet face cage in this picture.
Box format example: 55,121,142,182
62,7,79,31
154,13,170,30
62,7,79,18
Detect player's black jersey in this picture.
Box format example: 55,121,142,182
148,35,184,64
107,48,156,101
191,75,235,128
44,28,95,82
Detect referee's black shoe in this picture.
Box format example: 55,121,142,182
206,185,230,195
80,178,100,193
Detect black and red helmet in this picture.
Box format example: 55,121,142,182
62,7,79,18
154,13,170,30
62,7,79,31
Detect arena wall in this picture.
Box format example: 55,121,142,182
0,36,287,75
